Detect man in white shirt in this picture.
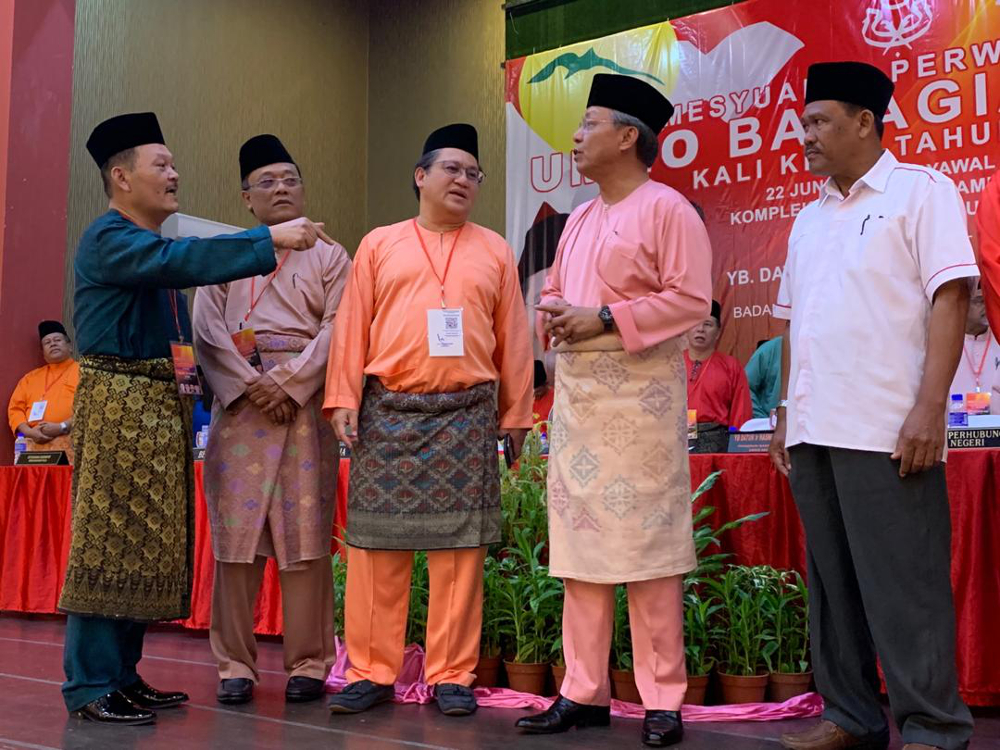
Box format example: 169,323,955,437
949,280,1000,409
769,62,974,750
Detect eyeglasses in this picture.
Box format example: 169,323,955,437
247,176,303,191
433,161,485,184
578,118,614,133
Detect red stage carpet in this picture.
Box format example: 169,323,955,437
1,452,997,705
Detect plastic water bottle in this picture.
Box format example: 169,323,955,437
13,433,27,463
948,393,967,428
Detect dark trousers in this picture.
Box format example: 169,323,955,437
62,614,147,711
788,445,973,750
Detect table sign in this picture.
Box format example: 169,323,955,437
14,451,68,466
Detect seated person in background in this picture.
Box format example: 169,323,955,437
7,320,80,462
532,359,553,424
684,301,752,452
745,335,783,418
949,279,1000,411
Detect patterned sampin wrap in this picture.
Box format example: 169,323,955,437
547,333,696,583
347,378,501,551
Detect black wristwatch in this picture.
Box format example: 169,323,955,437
598,305,614,331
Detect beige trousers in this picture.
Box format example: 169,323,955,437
209,556,336,683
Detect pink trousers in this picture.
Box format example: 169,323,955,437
561,574,687,710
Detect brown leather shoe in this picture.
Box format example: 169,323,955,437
780,720,889,750
902,745,941,749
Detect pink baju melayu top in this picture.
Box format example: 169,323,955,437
537,179,713,353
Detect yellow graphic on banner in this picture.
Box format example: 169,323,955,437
518,21,681,152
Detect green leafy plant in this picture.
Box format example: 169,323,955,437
495,526,564,664
760,569,810,674
705,565,779,676
611,585,633,671
481,554,505,658
331,550,348,639
499,427,548,551
405,551,430,647
689,471,769,584
683,587,723,677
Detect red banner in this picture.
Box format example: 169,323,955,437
506,0,999,362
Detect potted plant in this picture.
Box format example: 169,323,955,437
331,550,348,641
405,551,430,647
610,585,642,704
496,527,564,695
683,586,722,705
763,569,812,702
475,554,504,688
706,565,778,704
688,471,769,584
499,428,548,552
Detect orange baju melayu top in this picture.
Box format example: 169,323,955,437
324,219,533,430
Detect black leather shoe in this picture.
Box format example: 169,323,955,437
121,677,189,709
328,679,395,714
217,678,254,705
434,683,477,716
286,676,326,703
515,695,611,734
642,710,684,747
71,690,156,725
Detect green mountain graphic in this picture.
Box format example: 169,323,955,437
528,48,663,85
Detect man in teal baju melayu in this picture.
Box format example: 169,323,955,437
61,111,331,725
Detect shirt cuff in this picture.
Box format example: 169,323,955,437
924,263,979,302
247,225,278,275
772,302,792,320
607,300,642,355
322,394,360,420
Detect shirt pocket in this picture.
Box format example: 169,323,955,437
597,236,645,290
854,214,908,276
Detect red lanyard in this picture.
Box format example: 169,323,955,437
42,366,70,398
245,251,292,323
963,332,992,390
168,290,184,342
412,219,464,308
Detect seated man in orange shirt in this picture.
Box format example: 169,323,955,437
684,301,752,452
7,320,80,462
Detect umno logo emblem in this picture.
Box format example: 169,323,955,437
862,0,934,50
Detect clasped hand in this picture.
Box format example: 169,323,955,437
536,299,604,347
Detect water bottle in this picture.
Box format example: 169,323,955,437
948,393,967,428
13,433,27,463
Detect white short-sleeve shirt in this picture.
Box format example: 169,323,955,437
774,150,978,453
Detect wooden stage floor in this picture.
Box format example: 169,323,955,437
1,617,997,750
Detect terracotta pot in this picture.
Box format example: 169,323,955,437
684,673,711,705
768,671,813,703
717,671,769,704
610,668,642,705
474,654,502,688
504,661,549,695
551,663,566,694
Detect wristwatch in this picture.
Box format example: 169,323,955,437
776,400,789,410
60,421,69,435
598,305,614,332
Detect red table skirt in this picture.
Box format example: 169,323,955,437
0,462,350,637
1,452,997,705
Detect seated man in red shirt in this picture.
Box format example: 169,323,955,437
684,301,752,452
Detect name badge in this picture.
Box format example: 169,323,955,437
427,308,464,357
231,327,264,373
967,391,991,415
29,400,47,422
170,341,203,396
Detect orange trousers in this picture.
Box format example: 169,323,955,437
344,545,486,687
561,575,687,710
